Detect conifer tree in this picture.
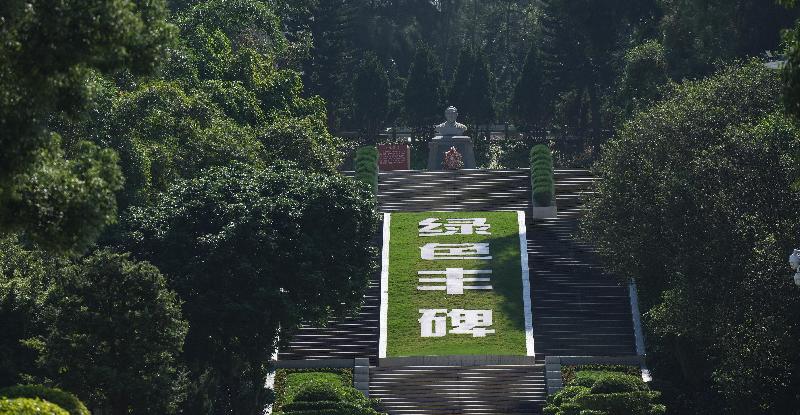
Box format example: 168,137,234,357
403,43,444,140
467,50,495,128
353,53,390,144
448,47,494,130
511,45,546,130
449,47,475,113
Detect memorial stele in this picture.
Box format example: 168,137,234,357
428,106,476,169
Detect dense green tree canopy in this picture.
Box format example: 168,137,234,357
123,164,378,414
0,236,57,387
583,61,800,414
0,243,188,415
29,251,188,415
0,0,175,251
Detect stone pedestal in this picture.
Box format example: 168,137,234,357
427,136,476,170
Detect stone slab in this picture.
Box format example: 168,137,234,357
545,356,561,365
545,364,560,372
531,197,557,219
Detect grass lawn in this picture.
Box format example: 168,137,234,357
385,211,528,357
272,369,352,411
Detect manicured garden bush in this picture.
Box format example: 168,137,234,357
272,368,353,412
561,365,641,386
0,386,88,415
275,381,386,415
590,373,647,394
355,146,379,192
530,144,554,206
0,398,68,415
543,369,665,415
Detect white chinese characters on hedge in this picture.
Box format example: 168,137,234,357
418,309,496,338
416,217,496,338
419,218,491,237
420,243,492,260
417,268,492,294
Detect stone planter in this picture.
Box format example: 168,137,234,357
531,196,557,219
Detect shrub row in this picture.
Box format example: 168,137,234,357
355,146,379,193
543,370,665,415
276,381,385,415
272,368,353,412
0,385,88,415
561,364,641,386
530,145,554,206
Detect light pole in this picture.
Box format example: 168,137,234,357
789,249,800,287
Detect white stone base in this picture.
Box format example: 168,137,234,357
531,198,557,219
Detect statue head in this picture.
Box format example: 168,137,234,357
445,106,458,123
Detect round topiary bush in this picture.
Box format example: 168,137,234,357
545,370,664,415
550,386,590,407
575,390,660,415
590,373,647,394
0,397,69,415
0,385,88,415
292,382,343,403
572,371,611,388
277,380,385,415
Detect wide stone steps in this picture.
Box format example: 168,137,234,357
377,168,595,214
369,365,547,415
527,210,636,357
277,273,380,363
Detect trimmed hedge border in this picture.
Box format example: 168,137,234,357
561,364,641,386
0,385,88,415
355,146,379,194
274,376,386,415
530,144,554,207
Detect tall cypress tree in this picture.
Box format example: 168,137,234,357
467,50,495,128
403,43,444,140
303,0,361,130
353,53,390,144
448,47,494,130
449,47,475,112
511,44,546,130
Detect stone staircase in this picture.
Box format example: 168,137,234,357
370,364,547,415
277,273,380,363
278,168,637,415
